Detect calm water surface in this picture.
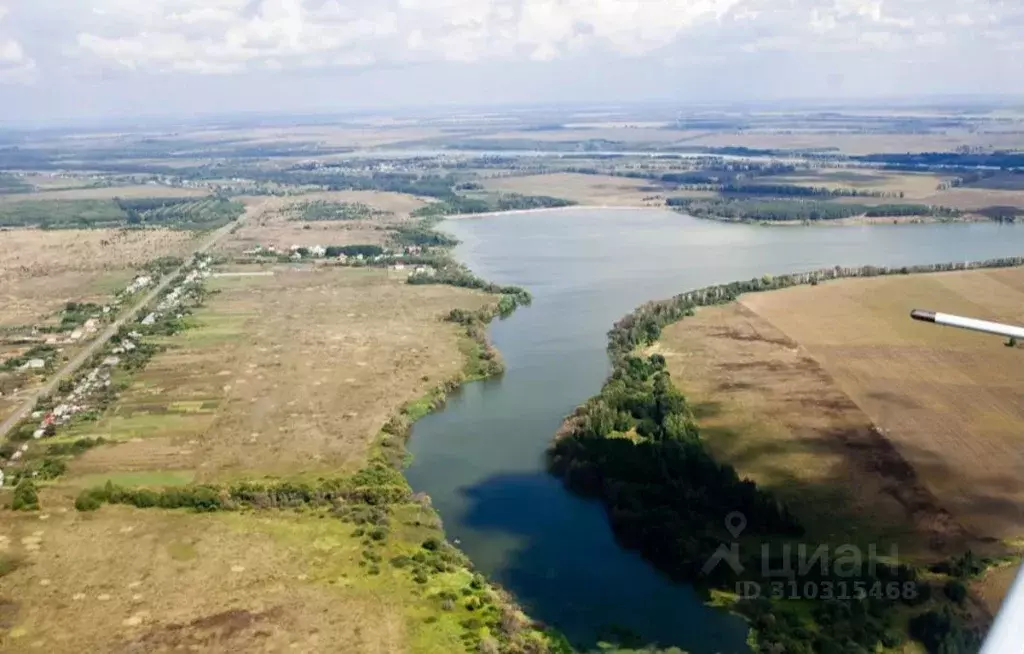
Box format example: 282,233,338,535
405,209,1024,652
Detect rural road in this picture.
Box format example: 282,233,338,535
0,202,260,441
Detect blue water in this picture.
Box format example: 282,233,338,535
406,209,1024,652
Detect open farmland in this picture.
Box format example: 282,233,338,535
480,173,667,207
0,228,199,327
0,260,545,654
0,497,514,654
218,192,427,254
657,266,1024,560
772,169,951,201
61,266,492,480
0,185,208,203
0,196,243,230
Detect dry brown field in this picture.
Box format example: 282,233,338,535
63,266,491,480
921,188,1024,211
0,497,482,654
657,266,1024,560
0,186,208,204
481,173,669,207
0,262,509,653
773,169,951,200
219,192,428,254
0,228,200,328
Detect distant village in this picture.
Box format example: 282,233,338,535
0,256,211,489
241,242,439,277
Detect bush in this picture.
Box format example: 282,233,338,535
75,491,103,512
12,479,40,511
422,538,441,551
37,457,67,480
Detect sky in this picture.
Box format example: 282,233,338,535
0,0,1022,124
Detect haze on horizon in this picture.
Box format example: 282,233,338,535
1,0,1022,125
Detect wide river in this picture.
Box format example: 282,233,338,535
405,208,1024,652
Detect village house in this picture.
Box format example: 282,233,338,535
20,359,46,371
125,275,153,295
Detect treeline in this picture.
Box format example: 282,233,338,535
118,197,244,230
392,224,460,248
666,197,960,222
408,264,532,306
857,151,1024,170
324,244,385,258
74,474,393,512
974,205,1022,222
549,354,804,582
292,201,391,221
413,193,575,218
717,183,892,198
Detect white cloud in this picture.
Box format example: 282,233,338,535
0,0,1022,104
69,0,750,74
0,4,35,82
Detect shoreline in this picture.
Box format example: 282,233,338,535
670,211,1000,227
445,204,1008,227
443,204,660,219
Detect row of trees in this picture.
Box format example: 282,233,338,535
407,264,532,306
292,200,391,221
412,193,575,218
858,151,1024,169
666,197,959,222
